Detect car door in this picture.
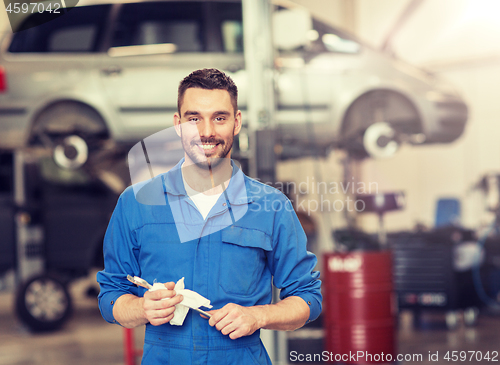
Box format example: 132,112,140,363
99,1,245,143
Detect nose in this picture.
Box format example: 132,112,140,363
198,119,215,139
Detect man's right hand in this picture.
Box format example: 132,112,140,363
143,282,184,326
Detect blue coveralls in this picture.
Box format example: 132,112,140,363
97,159,322,365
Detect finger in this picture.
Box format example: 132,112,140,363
163,282,175,290
220,320,238,336
146,305,176,320
229,328,245,340
212,306,238,331
206,309,218,326
144,294,183,311
215,314,235,332
145,289,176,300
143,292,181,307
208,308,229,327
209,303,237,325
232,322,256,340
157,294,183,309
149,312,174,326
145,296,183,322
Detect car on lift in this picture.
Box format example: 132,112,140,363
0,0,468,166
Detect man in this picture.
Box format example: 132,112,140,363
97,68,322,364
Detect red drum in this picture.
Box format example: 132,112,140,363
322,251,395,364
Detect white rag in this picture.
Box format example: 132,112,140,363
150,277,212,326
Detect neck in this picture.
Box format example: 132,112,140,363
182,157,232,195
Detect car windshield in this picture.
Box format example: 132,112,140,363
309,18,361,54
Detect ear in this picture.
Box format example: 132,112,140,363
174,113,182,137
233,110,242,136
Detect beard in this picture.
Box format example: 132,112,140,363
182,129,234,170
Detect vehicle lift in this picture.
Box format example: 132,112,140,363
0,148,66,332
14,149,46,286
0,142,126,332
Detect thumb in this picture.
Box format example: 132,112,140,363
163,282,175,290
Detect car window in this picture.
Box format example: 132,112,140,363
273,5,360,55
309,19,361,54
221,21,243,53
8,5,110,53
212,2,243,53
111,2,206,53
110,2,243,54
49,25,96,52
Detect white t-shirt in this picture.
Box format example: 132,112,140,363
182,170,222,220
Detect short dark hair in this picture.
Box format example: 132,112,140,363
177,68,238,115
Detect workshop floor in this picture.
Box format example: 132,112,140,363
0,276,499,365
0,275,127,365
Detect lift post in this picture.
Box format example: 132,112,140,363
13,149,45,285
242,0,276,183
241,0,286,363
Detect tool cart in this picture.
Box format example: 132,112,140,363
389,226,482,329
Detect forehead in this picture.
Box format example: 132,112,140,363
181,88,234,114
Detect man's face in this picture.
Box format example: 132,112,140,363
174,88,242,169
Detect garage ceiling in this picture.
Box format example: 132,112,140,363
357,0,500,70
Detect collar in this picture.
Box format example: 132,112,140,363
161,158,253,206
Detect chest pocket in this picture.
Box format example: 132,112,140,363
220,227,272,296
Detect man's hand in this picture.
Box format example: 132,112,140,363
208,303,263,340
203,297,310,337
143,282,184,326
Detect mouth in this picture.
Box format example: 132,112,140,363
196,143,220,155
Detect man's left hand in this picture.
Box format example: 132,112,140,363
207,303,262,340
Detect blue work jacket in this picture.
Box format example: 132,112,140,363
97,159,322,365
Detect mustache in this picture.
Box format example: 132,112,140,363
191,138,225,146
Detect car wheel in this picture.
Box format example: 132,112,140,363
341,90,420,159
15,274,72,332
31,102,108,169
362,122,399,158
52,134,89,170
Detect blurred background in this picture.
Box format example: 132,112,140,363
1,0,500,364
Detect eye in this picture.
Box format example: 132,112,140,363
188,117,199,124
214,117,226,123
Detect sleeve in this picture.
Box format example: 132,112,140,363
267,198,322,323
96,190,142,324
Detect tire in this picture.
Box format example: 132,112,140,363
52,134,89,170
30,102,108,169
341,90,420,159
362,122,399,158
15,274,72,332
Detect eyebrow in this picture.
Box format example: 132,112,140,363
182,110,231,117
183,110,201,117
213,111,231,116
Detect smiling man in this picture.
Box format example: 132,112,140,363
97,68,322,365
176,86,239,168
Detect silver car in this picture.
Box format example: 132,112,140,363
0,0,468,164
